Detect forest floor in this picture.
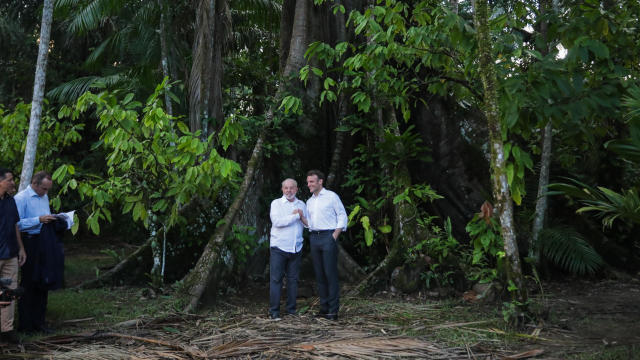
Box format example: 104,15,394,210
0,241,638,359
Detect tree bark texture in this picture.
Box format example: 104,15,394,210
188,0,213,132
283,0,309,77
208,0,226,135
279,0,296,74
473,0,526,302
19,0,54,190
530,0,553,262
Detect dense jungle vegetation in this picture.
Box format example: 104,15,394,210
2,0,640,341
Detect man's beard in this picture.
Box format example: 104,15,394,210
285,193,296,200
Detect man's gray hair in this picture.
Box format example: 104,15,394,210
281,178,297,187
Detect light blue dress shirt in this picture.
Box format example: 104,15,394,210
14,185,51,235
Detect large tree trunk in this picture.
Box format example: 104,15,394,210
283,0,309,77
324,2,364,283
182,0,312,309
279,0,296,74
207,0,226,135
19,0,54,190
473,0,526,303
188,0,211,132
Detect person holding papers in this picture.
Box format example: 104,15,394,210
14,171,66,334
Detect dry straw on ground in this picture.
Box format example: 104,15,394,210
4,299,525,359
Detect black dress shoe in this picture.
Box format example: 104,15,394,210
322,313,338,321
314,311,328,318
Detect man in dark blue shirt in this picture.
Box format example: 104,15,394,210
0,168,26,344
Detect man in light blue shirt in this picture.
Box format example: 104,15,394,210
14,171,56,334
268,178,308,320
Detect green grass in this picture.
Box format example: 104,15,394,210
63,254,116,287
47,287,182,327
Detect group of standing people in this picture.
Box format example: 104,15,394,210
0,168,60,344
268,169,348,321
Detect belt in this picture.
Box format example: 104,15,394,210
309,229,334,235
22,233,40,240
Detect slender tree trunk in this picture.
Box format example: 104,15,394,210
19,0,54,190
387,107,419,248
531,121,552,259
473,0,526,303
530,0,553,263
158,0,173,117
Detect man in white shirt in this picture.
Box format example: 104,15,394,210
269,178,308,320
306,170,347,321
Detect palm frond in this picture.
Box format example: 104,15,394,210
604,139,640,162
549,178,640,228
47,74,126,102
622,85,640,121
66,0,126,34
538,226,604,275
230,0,281,32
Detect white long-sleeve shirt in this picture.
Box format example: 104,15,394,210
269,196,307,253
306,188,348,232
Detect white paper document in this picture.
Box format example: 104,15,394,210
55,210,76,230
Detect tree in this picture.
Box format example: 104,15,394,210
19,0,54,190
181,0,309,311
54,80,242,285
473,0,526,304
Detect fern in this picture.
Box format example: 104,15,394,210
538,226,604,275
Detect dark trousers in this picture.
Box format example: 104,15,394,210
269,247,301,317
18,235,49,332
310,230,339,315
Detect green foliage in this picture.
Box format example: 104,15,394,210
464,214,504,283
409,217,459,289
0,101,84,184
54,79,241,234
538,226,604,275
226,225,258,264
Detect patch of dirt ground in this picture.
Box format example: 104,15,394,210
2,278,639,359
